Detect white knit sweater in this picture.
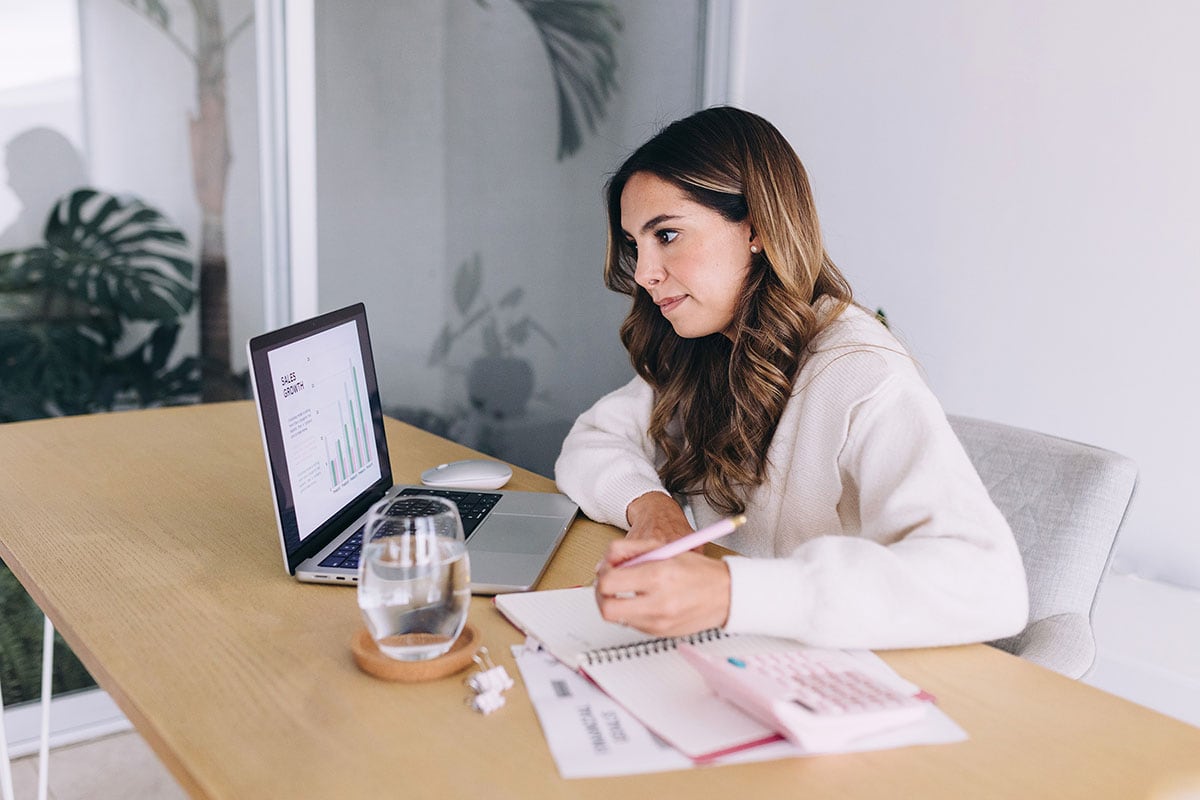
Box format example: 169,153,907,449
555,304,1029,649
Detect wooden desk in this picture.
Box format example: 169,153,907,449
1,402,1197,799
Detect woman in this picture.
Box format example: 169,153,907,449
555,106,1028,649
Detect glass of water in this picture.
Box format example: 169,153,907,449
357,495,471,661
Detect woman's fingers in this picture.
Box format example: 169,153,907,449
593,553,732,636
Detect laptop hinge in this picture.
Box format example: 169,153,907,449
287,481,391,572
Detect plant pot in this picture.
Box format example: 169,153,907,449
467,356,535,419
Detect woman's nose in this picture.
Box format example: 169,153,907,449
634,251,664,288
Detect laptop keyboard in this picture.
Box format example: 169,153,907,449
317,488,502,570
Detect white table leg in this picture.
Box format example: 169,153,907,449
0,664,14,800
37,615,52,800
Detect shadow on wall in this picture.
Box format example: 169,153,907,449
0,127,88,251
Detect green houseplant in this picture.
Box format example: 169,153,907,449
0,187,199,421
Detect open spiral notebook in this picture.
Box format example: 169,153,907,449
495,586,936,761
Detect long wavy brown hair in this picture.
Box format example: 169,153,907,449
604,107,854,514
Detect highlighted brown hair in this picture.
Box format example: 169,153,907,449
604,106,853,514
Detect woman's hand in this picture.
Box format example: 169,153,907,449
594,537,732,637
625,491,692,543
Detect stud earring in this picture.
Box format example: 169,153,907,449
750,245,760,254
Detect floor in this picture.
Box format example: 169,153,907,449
7,730,186,800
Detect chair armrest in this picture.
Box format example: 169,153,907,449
991,613,1097,679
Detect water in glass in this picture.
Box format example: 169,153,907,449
357,495,470,660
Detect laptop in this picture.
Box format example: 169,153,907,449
247,302,578,594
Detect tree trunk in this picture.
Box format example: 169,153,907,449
190,0,238,401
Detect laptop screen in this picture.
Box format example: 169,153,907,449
248,303,393,569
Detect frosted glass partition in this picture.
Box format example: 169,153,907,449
313,1,708,476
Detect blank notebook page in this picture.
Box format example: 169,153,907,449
495,586,802,760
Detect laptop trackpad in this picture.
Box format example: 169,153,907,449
469,515,564,555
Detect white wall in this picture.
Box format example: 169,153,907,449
732,0,1200,590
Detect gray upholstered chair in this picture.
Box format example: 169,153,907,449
947,414,1138,679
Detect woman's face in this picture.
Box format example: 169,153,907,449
620,171,756,339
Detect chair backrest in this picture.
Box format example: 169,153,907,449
947,414,1137,678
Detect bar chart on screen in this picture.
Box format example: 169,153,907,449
267,319,382,538
317,362,373,489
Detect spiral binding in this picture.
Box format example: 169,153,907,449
581,628,728,666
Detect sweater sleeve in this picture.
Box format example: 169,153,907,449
723,373,1029,649
553,376,672,529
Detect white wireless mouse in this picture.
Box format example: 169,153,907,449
420,459,513,490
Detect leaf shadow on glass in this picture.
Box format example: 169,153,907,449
427,252,558,422
503,0,623,160
390,0,622,470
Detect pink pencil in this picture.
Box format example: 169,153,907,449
618,514,748,568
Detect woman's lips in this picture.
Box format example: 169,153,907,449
657,295,686,314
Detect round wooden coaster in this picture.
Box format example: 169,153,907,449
351,624,480,682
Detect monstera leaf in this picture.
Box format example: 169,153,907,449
40,189,194,321
0,187,198,421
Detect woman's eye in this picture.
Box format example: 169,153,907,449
656,230,678,244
